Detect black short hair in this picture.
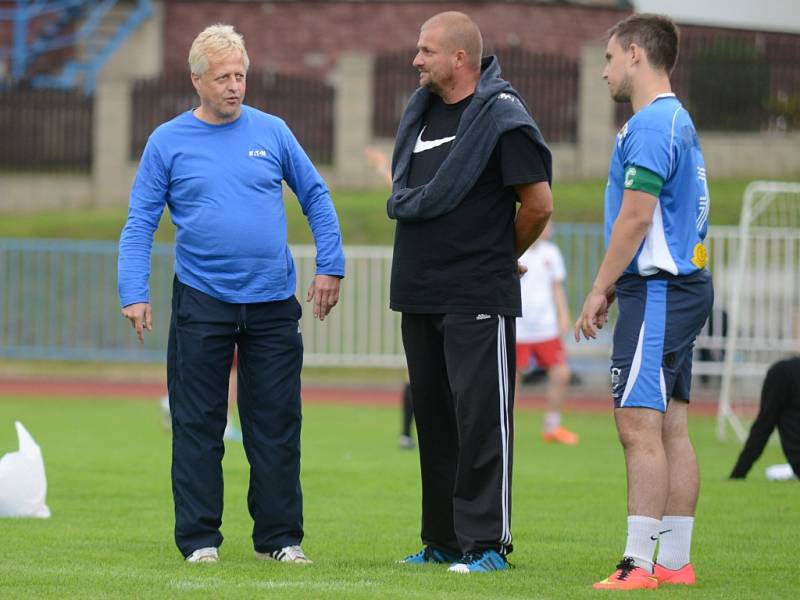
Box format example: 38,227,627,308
608,13,679,74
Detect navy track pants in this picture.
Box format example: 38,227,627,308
167,276,304,557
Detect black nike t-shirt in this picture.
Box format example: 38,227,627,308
390,94,549,316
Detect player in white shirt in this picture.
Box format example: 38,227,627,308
517,223,578,444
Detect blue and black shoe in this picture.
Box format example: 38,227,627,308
399,545,461,565
448,549,509,573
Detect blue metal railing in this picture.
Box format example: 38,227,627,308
0,0,153,92
0,237,173,361
0,226,612,365
1,225,748,371
0,1,85,80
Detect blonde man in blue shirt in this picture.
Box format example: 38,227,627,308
119,24,344,564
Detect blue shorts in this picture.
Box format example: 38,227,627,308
611,269,713,411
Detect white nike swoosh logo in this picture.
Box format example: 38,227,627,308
413,126,456,153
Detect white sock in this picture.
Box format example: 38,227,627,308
543,411,561,432
623,516,661,571
656,516,694,569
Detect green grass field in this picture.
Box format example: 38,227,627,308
0,396,795,599
0,179,761,245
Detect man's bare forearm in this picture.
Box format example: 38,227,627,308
514,181,553,257
515,209,550,256
592,214,651,294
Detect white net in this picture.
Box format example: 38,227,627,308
717,181,800,440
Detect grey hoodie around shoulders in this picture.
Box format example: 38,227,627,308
387,55,552,223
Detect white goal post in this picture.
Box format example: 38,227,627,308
718,181,800,441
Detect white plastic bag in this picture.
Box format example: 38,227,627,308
0,422,51,518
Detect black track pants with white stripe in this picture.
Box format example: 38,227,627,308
401,313,515,556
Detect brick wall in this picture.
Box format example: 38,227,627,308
162,1,629,77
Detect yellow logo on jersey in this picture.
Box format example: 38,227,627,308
691,243,708,269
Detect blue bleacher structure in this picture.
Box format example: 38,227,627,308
0,0,152,92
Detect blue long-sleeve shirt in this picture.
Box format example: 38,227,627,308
118,105,345,306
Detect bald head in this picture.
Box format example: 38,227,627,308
422,11,483,71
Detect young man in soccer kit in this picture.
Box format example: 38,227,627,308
388,11,553,572
575,14,713,590
118,25,344,564
517,222,578,445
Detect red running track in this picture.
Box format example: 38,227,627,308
0,377,718,415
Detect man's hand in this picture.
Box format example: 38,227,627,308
121,302,153,344
574,188,654,342
517,261,528,277
306,275,341,321
574,287,615,342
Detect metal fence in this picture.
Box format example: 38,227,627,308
0,87,93,171
372,47,579,143
0,239,403,365
718,182,800,439
0,225,776,373
130,70,335,164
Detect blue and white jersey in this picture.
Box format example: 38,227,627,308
605,94,710,277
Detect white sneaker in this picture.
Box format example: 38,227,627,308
185,547,219,563
766,463,798,481
398,434,415,449
223,419,243,442
160,395,171,430
255,544,312,564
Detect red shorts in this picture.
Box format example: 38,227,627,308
516,337,566,370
